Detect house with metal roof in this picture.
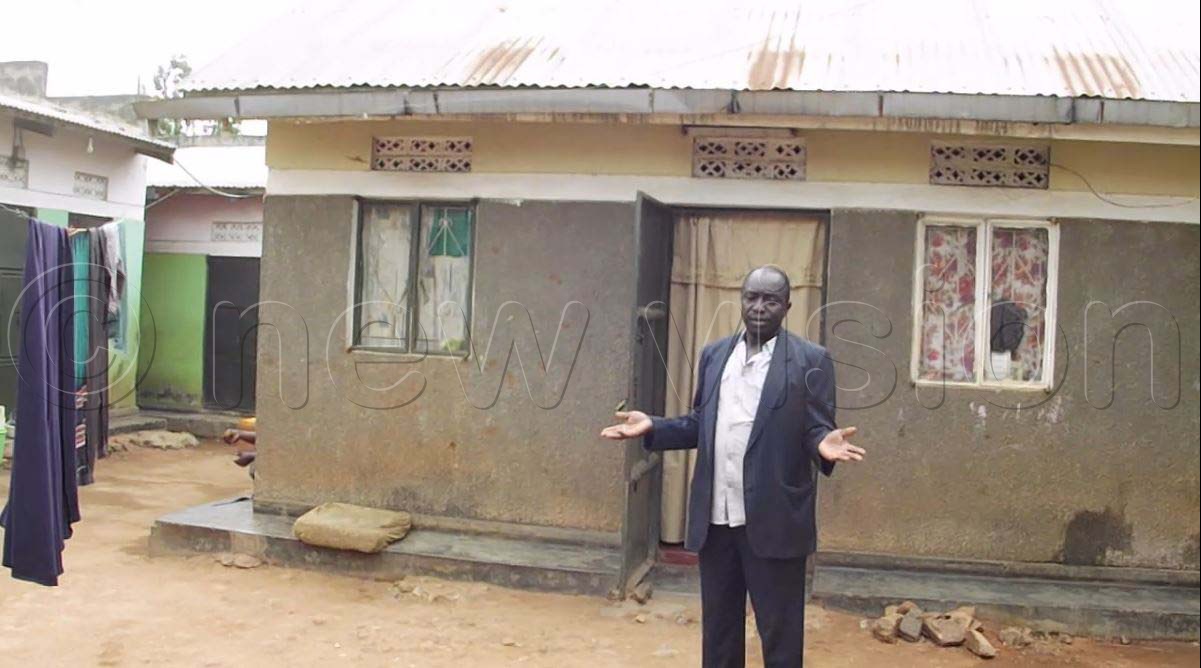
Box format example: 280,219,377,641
139,0,1199,633
138,139,266,415
2,61,174,433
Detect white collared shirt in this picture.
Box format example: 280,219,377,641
711,335,776,527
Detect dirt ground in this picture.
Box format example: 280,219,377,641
1,441,1197,667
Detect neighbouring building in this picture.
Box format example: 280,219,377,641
139,137,265,413
138,0,1199,600
1,61,173,428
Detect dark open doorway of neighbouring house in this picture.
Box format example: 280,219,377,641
203,256,260,413
0,203,34,418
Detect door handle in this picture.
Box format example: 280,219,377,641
628,453,661,484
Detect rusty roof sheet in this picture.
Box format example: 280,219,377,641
183,0,1200,103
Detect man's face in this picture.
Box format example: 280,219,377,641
741,271,791,340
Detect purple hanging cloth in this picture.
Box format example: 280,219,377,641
1,219,80,586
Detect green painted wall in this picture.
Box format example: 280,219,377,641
35,208,68,227
137,252,207,410
109,218,144,413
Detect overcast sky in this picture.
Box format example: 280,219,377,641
1,0,294,96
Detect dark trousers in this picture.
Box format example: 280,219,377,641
699,524,807,668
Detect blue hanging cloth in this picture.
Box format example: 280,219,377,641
1,219,81,586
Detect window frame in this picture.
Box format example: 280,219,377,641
910,215,1059,391
349,198,477,357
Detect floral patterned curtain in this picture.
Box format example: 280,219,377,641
919,226,977,381
990,227,1049,382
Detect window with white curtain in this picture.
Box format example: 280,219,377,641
353,201,474,354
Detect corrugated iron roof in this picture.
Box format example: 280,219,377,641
0,91,175,157
183,0,1200,103
146,145,266,189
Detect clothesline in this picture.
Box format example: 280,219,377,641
0,202,127,231
0,202,48,224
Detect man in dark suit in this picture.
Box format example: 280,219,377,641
601,265,864,668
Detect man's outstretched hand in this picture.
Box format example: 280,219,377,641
600,411,653,440
818,426,866,462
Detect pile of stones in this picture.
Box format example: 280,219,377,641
868,601,998,658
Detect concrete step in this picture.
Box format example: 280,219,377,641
651,561,1199,640
816,565,1198,641
109,412,168,435
151,498,622,596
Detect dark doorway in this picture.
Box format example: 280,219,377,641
203,256,260,412
0,204,33,416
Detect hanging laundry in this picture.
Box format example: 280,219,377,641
1,219,81,586
97,222,125,327
83,229,112,478
70,233,92,485
70,233,90,385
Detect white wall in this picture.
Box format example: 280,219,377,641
267,168,1201,225
0,110,148,220
145,192,263,257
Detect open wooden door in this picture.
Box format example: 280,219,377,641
618,193,674,596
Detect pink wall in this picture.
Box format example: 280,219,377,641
145,192,264,257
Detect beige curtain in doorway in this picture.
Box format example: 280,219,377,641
660,211,827,544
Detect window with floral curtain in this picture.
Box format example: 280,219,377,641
989,227,1049,383
918,225,977,382
915,218,1056,386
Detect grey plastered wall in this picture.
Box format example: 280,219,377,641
820,210,1200,570
253,196,636,535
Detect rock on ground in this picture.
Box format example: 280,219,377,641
898,610,923,642
923,613,972,646
232,554,263,569
966,628,999,658
999,626,1034,648
109,430,199,451
216,552,263,569
600,599,690,623
948,606,976,623
652,644,680,658
872,613,902,643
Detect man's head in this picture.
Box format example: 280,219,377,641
741,265,791,343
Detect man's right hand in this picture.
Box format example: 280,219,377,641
600,411,653,440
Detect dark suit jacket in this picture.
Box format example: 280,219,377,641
645,330,837,559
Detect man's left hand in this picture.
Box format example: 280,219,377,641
818,426,865,462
